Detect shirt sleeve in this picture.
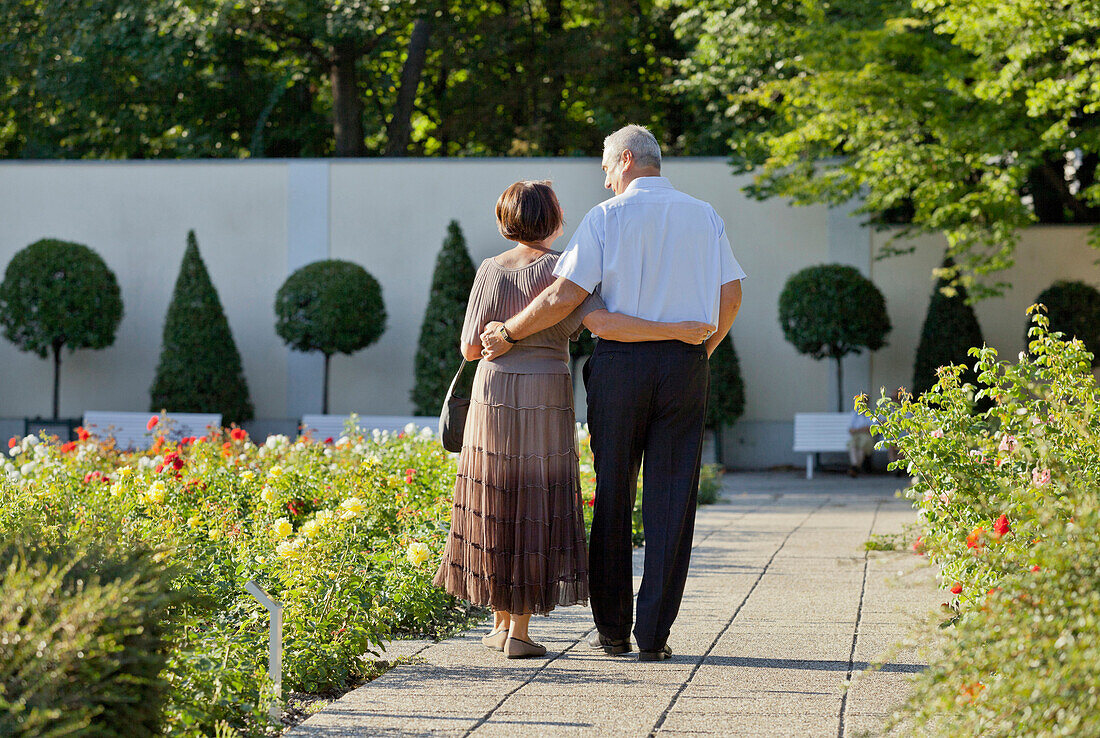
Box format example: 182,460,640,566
460,261,495,346
716,214,748,284
567,290,607,341
553,206,605,292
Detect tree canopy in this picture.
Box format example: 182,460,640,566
675,0,1100,296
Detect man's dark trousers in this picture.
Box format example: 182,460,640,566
583,338,709,652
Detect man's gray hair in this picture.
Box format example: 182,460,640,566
603,124,662,171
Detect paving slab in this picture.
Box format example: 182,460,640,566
289,472,941,738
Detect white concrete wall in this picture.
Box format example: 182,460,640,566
0,159,1096,468
0,162,289,420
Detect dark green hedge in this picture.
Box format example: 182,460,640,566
913,257,985,397
1031,280,1100,367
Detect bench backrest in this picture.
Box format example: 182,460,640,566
83,411,222,451
299,414,439,440
792,412,851,452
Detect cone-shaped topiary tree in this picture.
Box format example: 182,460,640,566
149,231,254,423
275,259,386,414
411,221,477,415
913,256,985,398
0,238,123,418
706,333,746,466
1031,280,1100,367
778,264,891,412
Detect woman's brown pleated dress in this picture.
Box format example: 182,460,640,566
433,251,602,615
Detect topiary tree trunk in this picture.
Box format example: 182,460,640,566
411,221,477,415
913,255,985,398
706,334,747,466
150,231,254,424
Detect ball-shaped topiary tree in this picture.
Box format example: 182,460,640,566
1031,280,1100,367
0,238,123,418
411,221,476,415
150,231,254,424
706,334,746,465
913,256,985,397
778,264,891,412
275,259,386,414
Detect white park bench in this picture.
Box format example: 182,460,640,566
793,412,851,479
82,411,222,451
299,414,439,441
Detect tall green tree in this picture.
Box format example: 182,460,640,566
150,231,254,424
912,256,985,397
275,260,386,414
674,0,1100,296
0,239,123,418
411,221,476,415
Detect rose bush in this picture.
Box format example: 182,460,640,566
864,307,1100,736
0,420,470,736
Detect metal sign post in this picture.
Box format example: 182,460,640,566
244,580,284,721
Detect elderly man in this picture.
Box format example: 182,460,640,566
481,124,746,661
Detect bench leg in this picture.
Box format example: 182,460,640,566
806,454,814,480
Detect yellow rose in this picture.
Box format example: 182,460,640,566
261,486,277,504
117,467,133,478
146,480,166,504
276,538,303,559
269,465,284,478
406,542,431,566
340,497,365,519
208,528,224,541
273,517,293,539
187,515,202,529
301,519,322,538
241,470,255,481
109,482,123,497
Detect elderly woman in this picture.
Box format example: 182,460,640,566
432,180,712,658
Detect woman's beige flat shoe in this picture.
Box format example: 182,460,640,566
481,628,508,651
505,636,547,659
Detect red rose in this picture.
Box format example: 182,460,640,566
75,426,90,442
324,437,334,444
586,498,595,508
147,416,159,431
912,536,925,555
230,428,247,442
993,514,1011,538
950,583,962,594
59,441,77,454
155,463,164,474
966,526,985,551
7,437,17,449
1031,565,1041,572
405,468,416,484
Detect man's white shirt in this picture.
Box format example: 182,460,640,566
553,176,747,327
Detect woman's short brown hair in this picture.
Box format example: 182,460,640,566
495,180,563,244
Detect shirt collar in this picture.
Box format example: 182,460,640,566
624,176,673,193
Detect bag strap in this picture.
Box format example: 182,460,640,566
445,359,471,400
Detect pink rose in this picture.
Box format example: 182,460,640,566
931,428,944,439
1032,468,1051,486
923,490,935,502
939,492,951,504
998,435,1018,454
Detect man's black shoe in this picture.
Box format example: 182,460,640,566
638,645,673,662
586,631,632,655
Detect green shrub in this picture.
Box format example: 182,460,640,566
0,238,123,417
913,256,985,398
778,264,890,411
150,231,254,424
697,463,724,506
1031,279,1100,367
411,221,476,415
275,260,387,413
0,539,177,738
706,334,746,430
867,307,1100,736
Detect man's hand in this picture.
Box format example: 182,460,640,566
672,321,717,345
480,321,514,360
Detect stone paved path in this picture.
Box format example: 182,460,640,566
290,472,944,737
